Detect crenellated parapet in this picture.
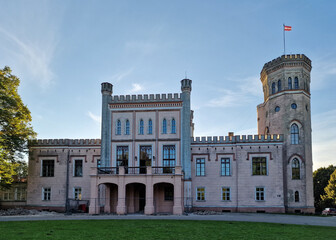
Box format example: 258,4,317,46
261,54,311,77
191,134,283,144
29,139,101,147
109,93,181,103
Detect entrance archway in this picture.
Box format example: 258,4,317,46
126,183,146,214
154,183,174,214
98,183,118,214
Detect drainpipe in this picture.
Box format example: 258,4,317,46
65,145,71,215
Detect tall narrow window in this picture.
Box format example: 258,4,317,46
148,119,153,134
42,160,54,177
162,118,167,134
139,119,144,135
272,82,276,94
295,191,300,202
292,158,300,179
222,187,230,201
116,120,121,135
196,187,205,201
291,124,299,144
171,118,176,134
42,187,51,201
163,145,175,173
278,80,282,91
97,158,101,168
196,158,205,176
294,77,299,89
140,146,152,174
74,187,82,200
74,159,83,177
255,187,265,201
221,158,230,176
288,77,292,90
125,119,130,135
117,146,129,169
252,157,267,175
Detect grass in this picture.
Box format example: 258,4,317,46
1,220,335,240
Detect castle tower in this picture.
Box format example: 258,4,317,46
101,82,113,167
257,54,314,213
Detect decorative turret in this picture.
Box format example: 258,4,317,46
181,78,192,92
101,82,113,95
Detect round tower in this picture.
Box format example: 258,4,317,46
257,54,314,213
101,82,113,167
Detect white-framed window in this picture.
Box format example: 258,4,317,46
252,157,267,175
41,159,54,177
148,119,153,134
171,118,176,134
42,187,51,201
196,187,205,201
196,158,205,176
162,118,167,134
291,123,299,144
221,158,230,176
255,187,265,201
74,159,83,177
116,120,121,135
163,145,175,173
125,119,130,135
139,119,144,135
74,187,82,200
222,187,230,201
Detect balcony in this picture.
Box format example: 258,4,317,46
91,166,181,176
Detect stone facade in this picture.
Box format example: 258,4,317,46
27,54,314,214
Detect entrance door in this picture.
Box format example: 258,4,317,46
140,146,152,174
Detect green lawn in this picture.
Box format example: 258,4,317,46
1,220,335,240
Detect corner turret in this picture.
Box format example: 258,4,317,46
181,78,192,92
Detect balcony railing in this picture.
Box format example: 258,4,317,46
95,166,178,175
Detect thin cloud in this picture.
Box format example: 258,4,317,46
109,68,134,83
129,83,144,93
88,111,101,125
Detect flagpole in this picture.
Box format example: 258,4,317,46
283,24,286,55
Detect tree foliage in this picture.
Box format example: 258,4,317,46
313,165,336,211
321,169,336,206
0,66,36,187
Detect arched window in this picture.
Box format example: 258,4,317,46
292,158,300,180
295,191,300,202
171,118,176,134
139,119,144,135
291,124,299,144
148,119,152,134
125,119,130,135
272,82,276,94
116,120,121,135
162,119,167,134
288,77,292,90
294,77,299,89
278,80,282,92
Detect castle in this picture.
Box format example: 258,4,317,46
26,54,314,214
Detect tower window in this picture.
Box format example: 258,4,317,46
292,158,300,179
139,119,144,135
291,103,297,109
275,106,280,112
162,119,167,134
272,82,276,94
288,77,292,90
294,77,299,89
125,119,130,135
148,119,153,134
171,118,176,134
291,124,299,144
278,80,282,92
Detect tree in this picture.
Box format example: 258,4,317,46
321,169,336,206
313,165,336,211
0,66,36,187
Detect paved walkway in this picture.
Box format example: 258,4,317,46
1,213,336,227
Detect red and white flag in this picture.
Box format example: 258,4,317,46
284,25,292,31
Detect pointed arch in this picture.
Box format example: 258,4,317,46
162,118,167,134
139,119,144,135
125,119,130,135
171,118,176,134
292,158,300,180
148,119,153,134
278,79,282,92
291,123,299,144
116,119,121,135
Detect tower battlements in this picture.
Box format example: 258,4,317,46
29,139,101,146
191,134,283,144
261,54,312,77
109,93,181,103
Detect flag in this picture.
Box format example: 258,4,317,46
284,25,292,31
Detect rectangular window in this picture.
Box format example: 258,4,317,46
74,187,82,200
222,187,230,201
42,160,54,177
164,186,174,201
252,157,267,175
3,191,12,201
74,159,83,177
196,187,205,201
221,158,230,176
42,187,51,201
163,145,175,173
196,158,205,176
117,146,129,167
255,187,265,201
15,187,26,201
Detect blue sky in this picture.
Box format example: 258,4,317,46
0,0,335,170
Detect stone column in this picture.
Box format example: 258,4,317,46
173,177,183,215
116,171,126,215
144,174,154,215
